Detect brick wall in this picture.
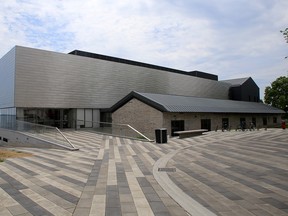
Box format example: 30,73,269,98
163,113,282,135
112,98,163,139
113,99,283,139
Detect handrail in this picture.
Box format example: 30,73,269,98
127,124,153,142
0,117,77,150
76,120,153,141
56,127,78,150
17,120,57,129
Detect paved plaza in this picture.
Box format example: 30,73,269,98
0,129,287,216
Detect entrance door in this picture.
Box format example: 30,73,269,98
222,118,229,130
252,117,256,128
171,120,184,136
201,119,211,131
263,117,267,126
240,117,246,130
85,109,93,128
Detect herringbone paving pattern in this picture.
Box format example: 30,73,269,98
0,129,287,215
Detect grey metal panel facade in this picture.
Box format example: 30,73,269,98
0,47,15,108
14,46,230,109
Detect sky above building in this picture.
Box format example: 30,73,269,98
0,0,287,99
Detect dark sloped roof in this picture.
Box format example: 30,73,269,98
110,91,284,114
221,77,250,86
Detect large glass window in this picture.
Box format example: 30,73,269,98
18,108,75,128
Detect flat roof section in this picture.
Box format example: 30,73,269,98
68,50,218,80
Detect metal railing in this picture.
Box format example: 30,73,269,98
76,120,153,141
0,115,77,150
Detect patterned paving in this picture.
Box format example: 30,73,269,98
0,129,287,216
166,129,288,216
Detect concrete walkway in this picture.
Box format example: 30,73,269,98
0,129,287,216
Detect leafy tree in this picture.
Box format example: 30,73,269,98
281,28,288,58
281,28,288,43
264,76,288,112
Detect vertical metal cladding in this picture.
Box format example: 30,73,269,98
0,47,16,108
13,46,230,109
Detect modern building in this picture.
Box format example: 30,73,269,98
0,46,284,138
110,91,283,138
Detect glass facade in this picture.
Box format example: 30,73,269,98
16,108,76,128
0,107,16,115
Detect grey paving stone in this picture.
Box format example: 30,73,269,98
42,185,79,204
73,207,91,216
27,204,54,216
250,209,273,216
145,193,162,202
106,198,121,208
141,186,155,194
17,213,33,216
149,201,169,214
1,185,53,216
137,177,151,187
76,198,93,208
120,194,134,203
119,187,131,194
5,161,38,176
94,187,106,195
1,130,287,216
154,212,171,216
261,197,288,209
7,205,28,215
58,175,86,187
0,170,27,190
106,207,122,216
20,158,59,171
121,203,137,213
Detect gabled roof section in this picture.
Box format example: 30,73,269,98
110,91,284,114
109,91,167,113
221,77,250,86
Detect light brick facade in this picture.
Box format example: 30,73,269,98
112,98,163,138
163,112,281,135
112,98,282,139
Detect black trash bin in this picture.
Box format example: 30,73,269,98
155,128,167,144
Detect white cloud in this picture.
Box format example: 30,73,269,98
0,0,287,99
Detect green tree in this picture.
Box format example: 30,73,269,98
264,76,288,111
281,28,288,43
281,28,288,58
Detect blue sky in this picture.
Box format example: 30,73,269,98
0,0,287,99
